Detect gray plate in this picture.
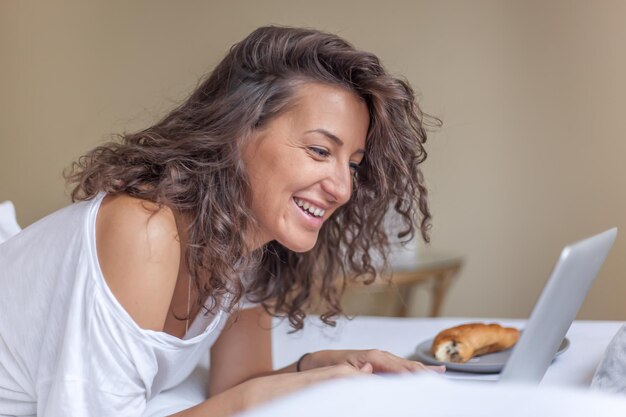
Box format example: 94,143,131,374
413,337,570,374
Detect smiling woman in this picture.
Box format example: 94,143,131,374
0,26,439,417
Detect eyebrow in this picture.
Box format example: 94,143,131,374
305,128,366,155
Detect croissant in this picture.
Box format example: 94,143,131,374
431,323,520,363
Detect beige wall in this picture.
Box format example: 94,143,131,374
1,0,625,319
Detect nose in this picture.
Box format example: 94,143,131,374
321,163,353,205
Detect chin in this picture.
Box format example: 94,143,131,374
277,235,318,253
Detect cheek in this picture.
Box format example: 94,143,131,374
246,142,310,211
248,164,290,213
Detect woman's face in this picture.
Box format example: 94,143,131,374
243,83,369,252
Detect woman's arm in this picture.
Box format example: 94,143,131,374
208,305,273,396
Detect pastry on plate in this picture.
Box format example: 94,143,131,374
431,323,520,363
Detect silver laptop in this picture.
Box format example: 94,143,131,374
498,227,617,384
441,228,617,384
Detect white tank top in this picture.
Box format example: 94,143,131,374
0,194,235,416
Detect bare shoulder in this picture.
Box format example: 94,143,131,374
96,194,181,332
97,194,179,249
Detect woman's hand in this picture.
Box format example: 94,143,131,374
298,349,445,374
238,362,373,410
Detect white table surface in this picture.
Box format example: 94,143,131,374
272,316,623,386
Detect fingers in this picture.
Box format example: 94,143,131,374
359,362,373,373
361,349,417,373
404,360,446,374
302,349,445,377
427,365,447,373
330,363,373,376
357,349,446,375
305,363,373,381
411,363,446,374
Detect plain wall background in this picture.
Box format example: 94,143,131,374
1,0,624,319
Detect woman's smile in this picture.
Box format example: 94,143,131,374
293,197,326,218
292,196,326,228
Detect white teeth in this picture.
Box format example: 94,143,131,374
294,198,325,218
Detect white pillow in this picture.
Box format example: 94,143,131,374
0,201,22,244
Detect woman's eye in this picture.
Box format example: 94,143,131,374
309,147,330,158
349,162,361,173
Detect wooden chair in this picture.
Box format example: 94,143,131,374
342,250,463,317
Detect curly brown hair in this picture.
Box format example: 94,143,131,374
66,26,437,330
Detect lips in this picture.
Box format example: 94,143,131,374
293,197,326,218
